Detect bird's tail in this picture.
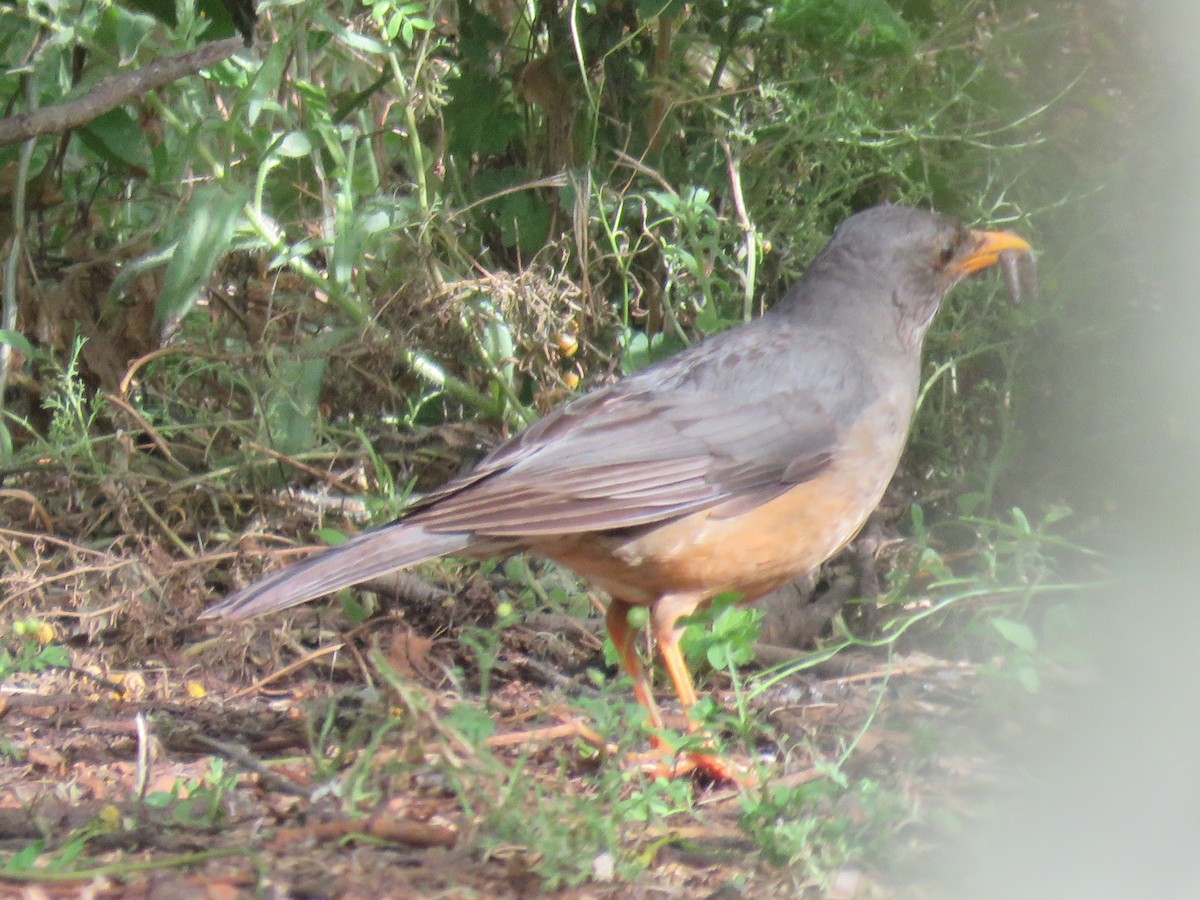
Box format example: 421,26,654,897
200,524,474,621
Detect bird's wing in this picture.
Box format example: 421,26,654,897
402,325,865,537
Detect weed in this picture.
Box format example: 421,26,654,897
2,805,123,877
469,764,681,889
739,776,913,885
460,602,522,705
0,619,70,683
302,688,400,800
679,595,767,745
144,758,239,828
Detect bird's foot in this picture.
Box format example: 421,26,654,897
625,736,757,786
670,749,758,786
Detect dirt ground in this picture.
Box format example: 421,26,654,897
1,552,1038,899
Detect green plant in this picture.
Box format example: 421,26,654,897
459,603,521,704
361,0,437,47
468,763,685,889
739,780,844,870
0,619,70,682
40,340,107,476
677,594,763,740
144,757,239,827
2,805,123,876
301,688,398,796
747,502,1099,752
739,776,913,882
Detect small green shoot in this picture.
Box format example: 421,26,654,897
0,619,70,682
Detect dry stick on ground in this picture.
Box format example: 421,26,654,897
0,37,247,147
105,393,190,474
243,441,361,495
483,720,608,754
269,816,458,851
0,489,54,530
0,527,109,554
227,642,345,700
187,733,313,796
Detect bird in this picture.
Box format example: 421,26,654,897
202,204,1033,777
218,0,257,46
120,0,257,46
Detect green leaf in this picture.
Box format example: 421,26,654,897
38,645,71,668
77,108,149,172
0,329,34,357
496,192,551,256
196,0,248,42
118,0,176,28
503,557,531,582
990,616,1038,654
444,703,495,744
694,294,726,335
313,528,351,546
444,71,522,158
4,839,45,872
155,185,247,332
909,502,925,535
248,42,289,125
917,547,951,579
455,4,507,67
707,643,732,669
620,329,686,375
955,491,986,515
330,186,357,288
275,131,315,158
774,0,912,55
143,791,173,808
96,5,154,59
340,592,371,624
263,355,328,456
1015,665,1041,694
1041,505,1073,526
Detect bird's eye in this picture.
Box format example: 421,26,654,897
937,239,956,266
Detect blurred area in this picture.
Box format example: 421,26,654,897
939,2,1200,897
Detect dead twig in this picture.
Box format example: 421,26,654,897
483,720,607,753
522,611,605,649
226,641,345,700
244,441,360,494
106,393,190,474
188,732,312,796
269,815,457,850
0,488,54,531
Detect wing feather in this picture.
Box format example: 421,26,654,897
393,319,873,538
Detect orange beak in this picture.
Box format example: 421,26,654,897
952,228,1033,278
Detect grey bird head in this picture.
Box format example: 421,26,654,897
781,205,1033,349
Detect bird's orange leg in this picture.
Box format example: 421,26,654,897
605,597,752,784
653,599,755,785
606,598,699,778
654,630,700,722
605,598,665,731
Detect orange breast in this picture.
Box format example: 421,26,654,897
530,402,909,607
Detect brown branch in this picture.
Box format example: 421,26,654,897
483,720,608,753
270,816,458,851
0,37,245,148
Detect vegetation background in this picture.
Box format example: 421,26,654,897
0,0,1168,896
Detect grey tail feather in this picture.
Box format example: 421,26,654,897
200,524,475,621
